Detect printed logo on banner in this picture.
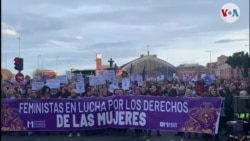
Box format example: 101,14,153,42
27,120,46,128
1,104,27,131
27,121,34,128
180,102,220,134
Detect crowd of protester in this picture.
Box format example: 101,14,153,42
1,75,249,140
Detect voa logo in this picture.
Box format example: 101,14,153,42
220,3,240,23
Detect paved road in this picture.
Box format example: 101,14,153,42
2,130,228,141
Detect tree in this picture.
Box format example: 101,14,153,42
226,51,250,78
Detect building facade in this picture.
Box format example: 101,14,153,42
215,55,243,79
120,53,176,77
206,62,217,75
176,63,208,78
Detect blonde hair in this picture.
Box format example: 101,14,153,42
7,89,16,95
71,89,77,94
239,90,248,96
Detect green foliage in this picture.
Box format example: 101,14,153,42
226,51,250,77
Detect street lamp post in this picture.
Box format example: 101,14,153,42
56,56,59,73
205,51,212,63
17,37,21,57
41,56,45,76
5,56,8,68
206,51,213,74
42,57,44,69
37,55,41,69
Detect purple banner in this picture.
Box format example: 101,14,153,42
1,96,222,134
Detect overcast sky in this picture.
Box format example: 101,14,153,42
2,0,249,76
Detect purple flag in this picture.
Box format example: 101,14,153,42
142,65,146,81
114,63,118,75
204,74,213,84
129,64,134,74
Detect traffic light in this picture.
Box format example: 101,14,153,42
14,57,23,71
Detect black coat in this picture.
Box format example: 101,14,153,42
224,90,236,120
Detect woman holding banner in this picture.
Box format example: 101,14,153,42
207,87,220,141
146,85,161,137
67,89,81,137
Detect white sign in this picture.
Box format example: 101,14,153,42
210,74,216,80
76,73,84,82
89,75,105,86
97,75,105,85
112,79,119,89
66,71,72,79
108,84,115,93
76,81,85,93
136,75,143,86
33,75,41,81
31,82,44,90
130,73,137,82
10,78,17,83
201,74,207,79
183,74,191,81
104,70,115,82
146,77,151,82
99,70,105,76
122,78,130,90
56,75,68,84
46,79,60,89
156,75,164,81
191,74,198,82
